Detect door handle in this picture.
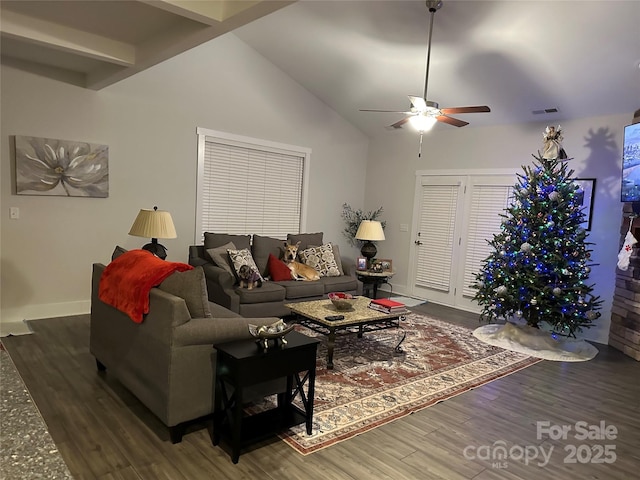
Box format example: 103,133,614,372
414,240,423,245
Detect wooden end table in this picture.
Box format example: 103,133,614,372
356,270,395,299
212,331,319,464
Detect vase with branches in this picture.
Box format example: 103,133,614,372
341,203,386,247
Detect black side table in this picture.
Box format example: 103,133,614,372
357,271,395,299
212,331,319,463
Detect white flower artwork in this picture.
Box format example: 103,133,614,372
15,135,109,197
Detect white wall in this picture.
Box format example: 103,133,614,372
0,34,369,331
0,29,626,344
366,114,627,344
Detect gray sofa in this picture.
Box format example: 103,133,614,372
90,255,280,443
188,232,362,317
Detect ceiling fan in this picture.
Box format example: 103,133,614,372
360,0,491,156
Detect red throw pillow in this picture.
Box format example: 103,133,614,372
268,253,293,281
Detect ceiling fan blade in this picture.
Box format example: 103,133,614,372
440,106,491,115
436,115,469,127
389,117,412,129
360,109,414,114
408,96,427,111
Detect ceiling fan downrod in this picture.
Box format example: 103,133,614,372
422,0,443,101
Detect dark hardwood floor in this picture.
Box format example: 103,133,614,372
3,304,639,479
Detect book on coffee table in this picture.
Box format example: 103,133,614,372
368,298,408,314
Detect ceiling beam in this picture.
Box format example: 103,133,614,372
142,0,263,25
0,9,134,67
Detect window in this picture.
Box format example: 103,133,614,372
196,128,310,242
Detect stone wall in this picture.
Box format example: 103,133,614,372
609,109,640,359
609,203,640,360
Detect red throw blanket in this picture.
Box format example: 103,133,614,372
98,249,193,323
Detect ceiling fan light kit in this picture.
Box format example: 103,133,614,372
409,114,438,132
361,0,491,156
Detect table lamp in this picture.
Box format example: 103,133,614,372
128,206,177,260
355,220,385,267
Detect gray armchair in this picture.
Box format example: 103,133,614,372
90,262,280,442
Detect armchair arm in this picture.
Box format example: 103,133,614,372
341,257,357,277
201,264,241,312
203,264,234,289
173,317,281,347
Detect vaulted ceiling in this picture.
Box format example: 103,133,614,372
2,1,639,137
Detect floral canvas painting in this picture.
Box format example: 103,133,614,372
15,136,109,197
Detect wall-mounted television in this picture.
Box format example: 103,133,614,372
621,122,640,202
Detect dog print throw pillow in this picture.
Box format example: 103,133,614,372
227,248,264,282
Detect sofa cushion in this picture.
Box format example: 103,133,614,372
252,235,284,276
112,245,128,260
206,241,236,275
318,275,359,294
158,266,212,319
287,232,323,251
235,281,286,304
204,232,251,251
227,248,264,282
279,279,325,299
330,243,345,275
267,253,293,281
299,244,341,277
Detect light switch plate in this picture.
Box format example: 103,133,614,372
400,223,409,232
10,207,19,219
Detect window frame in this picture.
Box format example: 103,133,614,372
195,127,311,243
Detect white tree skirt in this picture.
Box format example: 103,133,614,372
473,322,598,362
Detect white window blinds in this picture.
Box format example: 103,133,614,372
196,129,308,242
415,183,460,292
462,183,513,297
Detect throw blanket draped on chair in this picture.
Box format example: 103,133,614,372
99,249,193,323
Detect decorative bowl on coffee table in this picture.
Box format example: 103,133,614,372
328,292,355,311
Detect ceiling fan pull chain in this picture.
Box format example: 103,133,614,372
418,132,424,158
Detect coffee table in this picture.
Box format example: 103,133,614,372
286,296,408,369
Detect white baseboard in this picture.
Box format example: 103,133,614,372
0,321,33,336
1,301,90,335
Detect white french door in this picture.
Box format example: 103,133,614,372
409,172,515,311
411,175,466,305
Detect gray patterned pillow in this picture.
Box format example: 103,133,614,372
227,248,264,281
299,244,340,277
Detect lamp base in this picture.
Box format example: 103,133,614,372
360,241,377,268
142,239,168,260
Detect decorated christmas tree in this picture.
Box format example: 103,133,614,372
472,126,601,337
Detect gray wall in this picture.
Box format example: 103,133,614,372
0,31,627,345
0,34,369,328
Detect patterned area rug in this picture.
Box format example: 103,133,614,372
274,313,542,455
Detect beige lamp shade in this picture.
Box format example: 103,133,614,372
355,220,385,266
355,220,385,241
128,206,176,260
129,207,177,239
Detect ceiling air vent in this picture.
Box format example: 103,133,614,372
532,107,559,115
